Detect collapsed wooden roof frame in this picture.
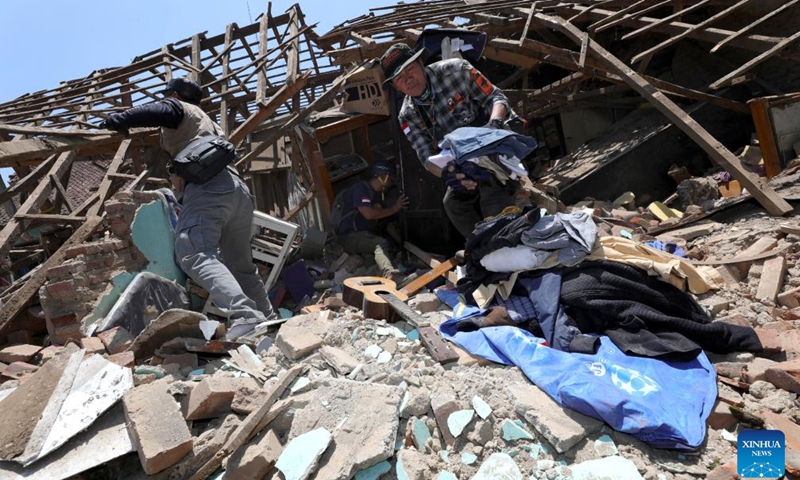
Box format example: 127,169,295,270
0,4,348,337
318,0,797,216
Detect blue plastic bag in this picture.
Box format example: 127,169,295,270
436,290,716,450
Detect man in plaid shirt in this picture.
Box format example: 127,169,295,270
380,43,525,238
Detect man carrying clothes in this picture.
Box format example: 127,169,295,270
337,162,409,282
102,77,276,340
380,43,527,238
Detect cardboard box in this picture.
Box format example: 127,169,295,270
340,64,390,116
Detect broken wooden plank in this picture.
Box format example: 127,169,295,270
400,258,458,297
14,214,87,224
0,215,104,338
188,363,304,480
620,0,711,40
315,114,386,144
0,130,157,166
748,97,784,179
0,154,57,206
710,0,800,53
229,71,311,146
529,14,793,216
630,0,752,65
756,256,787,303
710,29,800,90
0,151,76,255
86,139,132,218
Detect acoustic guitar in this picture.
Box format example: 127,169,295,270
343,276,459,365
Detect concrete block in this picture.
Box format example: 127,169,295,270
185,376,257,420
123,379,193,475
778,286,800,309
288,378,403,480
0,344,42,364
765,359,800,394
275,428,332,480
742,357,779,384
80,337,106,355
275,313,326,360
319,346,359,375
106,351,135,368
569,456,644,479
37,345,63,365
231,384,270,415
707,401,738,432
472,453,523,480
756,256,787,303
97,327,134,355
224,429,282,480
408,293,440,314
508,383,603,453
2,362,39,380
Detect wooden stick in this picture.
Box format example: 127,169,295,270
189,363,305,480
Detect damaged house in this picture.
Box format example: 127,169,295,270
2,0,800,478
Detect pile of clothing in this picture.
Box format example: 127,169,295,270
439,206,765,450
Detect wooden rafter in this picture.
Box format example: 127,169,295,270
531,12,792,216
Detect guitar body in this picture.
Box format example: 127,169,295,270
342,276,409,322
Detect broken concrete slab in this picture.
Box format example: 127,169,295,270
0,343,81,461
123,377,193,474
185,376,258,421
568,455,645,479
508,383,603,453
319,346,359,375
128,309,207,361
287,378,403,480
395,448,434,480
275,313,327,360
471,452,523,480
223,428,282,480
408,293,440,313
19,353,133,466
0,362,38,381
79,337,106,355
765,359,800,394
275,427,332,480
0,344,42,364
97,326,134,354
231,384,270,415
0,404,134,480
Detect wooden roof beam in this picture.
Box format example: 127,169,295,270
531,13,792,216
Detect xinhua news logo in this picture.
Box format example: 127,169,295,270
738,429,785,479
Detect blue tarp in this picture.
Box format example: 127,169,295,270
436,288,716,450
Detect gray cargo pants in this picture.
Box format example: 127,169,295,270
175,169,276,326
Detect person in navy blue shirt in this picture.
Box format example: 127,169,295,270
337,162,409,281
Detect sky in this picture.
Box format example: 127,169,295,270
0,0,376,186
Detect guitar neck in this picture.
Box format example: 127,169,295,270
377,292,459,365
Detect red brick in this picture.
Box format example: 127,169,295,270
39,345,64,364
1,362,39,380
64,245,87,258
48,313,79,329
0,344,42,364
98,327,134,355
706,459,738,480
124,380,193,474
46,264,73,279
185,377,258,421
45,280,77,301
765,359,800,394
106,351,135,368
81,337,107,355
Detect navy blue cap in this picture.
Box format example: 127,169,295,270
370,162,393,177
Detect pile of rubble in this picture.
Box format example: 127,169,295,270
1,170,800,480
